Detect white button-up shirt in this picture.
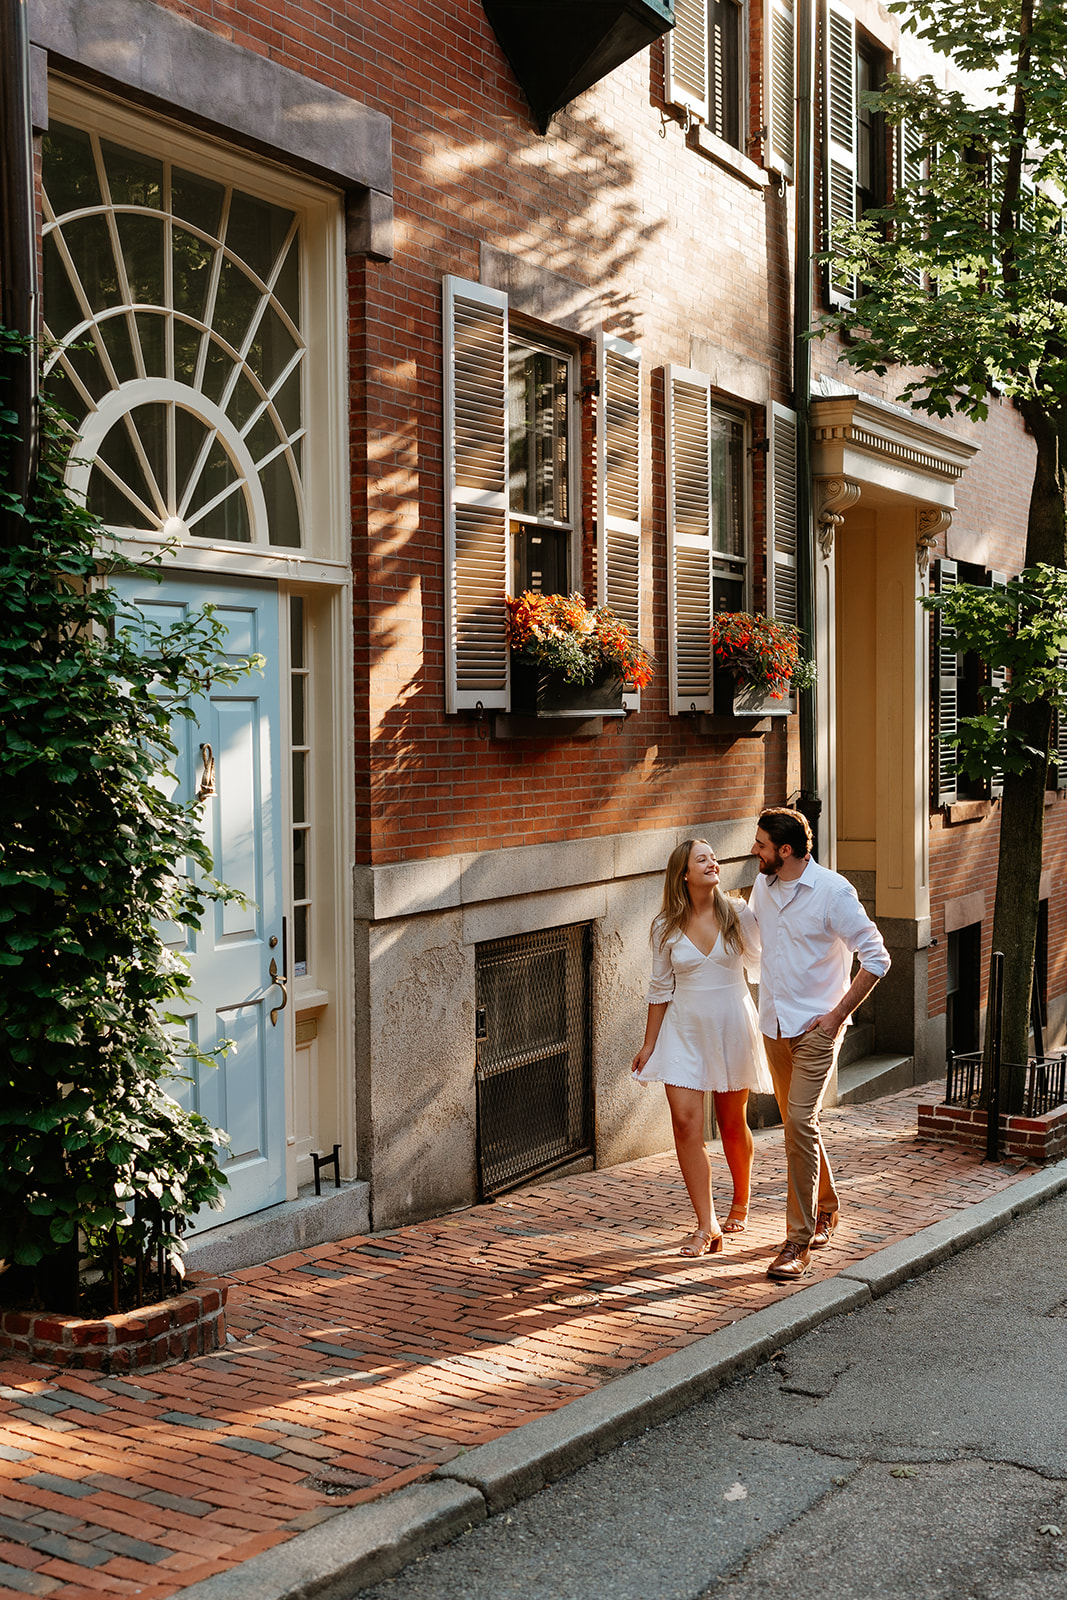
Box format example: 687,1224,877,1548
749,857,891,1038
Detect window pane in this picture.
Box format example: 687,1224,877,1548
246,304,298,391
101,140,163,209
42,233,84,341
293,903,308,977
292,750,306,824
291,674,306,746
98,314,137,385
293,828,307,900
261,452,302,548
710,410,744,557
290,597,305,669
61,216,121,314
708,0,741,148
225,191,296,285
185,435,250,542
43,123,102,218
509,343,569,523
171,168,225,237
135,310,166,377
172,227,215,320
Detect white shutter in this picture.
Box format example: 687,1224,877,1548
988,569,1008,798
767,403,798,629
896,117,925,286
443,276,510,713
824,0,856,306
933,558,959,807
1054,652,1067,791
765,0,796,182
666,367,714,714
597,334,643,711
666,0,709,125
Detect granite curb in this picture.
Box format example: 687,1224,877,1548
173,1159,1067,1600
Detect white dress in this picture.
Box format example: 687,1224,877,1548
633,903,772,1095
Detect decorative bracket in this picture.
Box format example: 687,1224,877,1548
814,476,862,559
916,506,953,576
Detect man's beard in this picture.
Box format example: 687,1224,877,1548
759,849,784,875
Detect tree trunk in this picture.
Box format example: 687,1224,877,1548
988,403,1067,1081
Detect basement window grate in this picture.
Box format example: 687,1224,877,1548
474,923,593,1197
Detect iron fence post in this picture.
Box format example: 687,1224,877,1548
986,950,1004,1162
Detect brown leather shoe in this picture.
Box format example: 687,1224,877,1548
810,1210,839,1248
767,1241,811,1280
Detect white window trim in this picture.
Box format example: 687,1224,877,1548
45,78,349,572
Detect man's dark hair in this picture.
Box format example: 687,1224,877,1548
757,806,813,858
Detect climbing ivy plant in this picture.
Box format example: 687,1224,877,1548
0,329,254,1307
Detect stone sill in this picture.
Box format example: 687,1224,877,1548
689,124,769,189
943,799,994,825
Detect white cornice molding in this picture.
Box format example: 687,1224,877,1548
811,391,980,495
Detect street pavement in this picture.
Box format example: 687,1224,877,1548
0,1081,1064,1599
352,1187,1067,1600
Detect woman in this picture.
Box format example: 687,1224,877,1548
631,838,772,1257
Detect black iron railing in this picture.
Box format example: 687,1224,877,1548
945,1049,1067,1119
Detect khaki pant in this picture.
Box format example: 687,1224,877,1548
763,1027,841,1246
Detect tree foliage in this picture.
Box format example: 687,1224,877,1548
0,330,257,1300
922,565,1067,778
819,0,1067,1069
823,0,1067,426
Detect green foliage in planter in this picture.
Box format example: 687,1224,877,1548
0,331,255,1293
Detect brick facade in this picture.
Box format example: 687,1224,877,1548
27,0,1067,1233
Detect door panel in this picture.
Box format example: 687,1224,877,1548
113,574,286,1226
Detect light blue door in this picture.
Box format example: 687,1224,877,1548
114,574,287,1225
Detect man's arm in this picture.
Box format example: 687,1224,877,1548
806,883,890,1035
809,966,881,1036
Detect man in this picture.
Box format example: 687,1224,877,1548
750,806,891,1281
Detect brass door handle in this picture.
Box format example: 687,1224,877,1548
268,956,288,1026
197,743,216,801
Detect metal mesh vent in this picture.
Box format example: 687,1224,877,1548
475,923,593,1197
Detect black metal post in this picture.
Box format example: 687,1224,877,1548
986,950,1004,1162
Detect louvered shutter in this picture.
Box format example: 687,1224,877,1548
824,0,856,306
767,403,798,629
597,335,643,711
896,117,924,286
1053,652,1067,790
666,367,714,714
443,276,510,713
988,570,1008,798
765,0,796,182
666,0,709,125
933,558,959,807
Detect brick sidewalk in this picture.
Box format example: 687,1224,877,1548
0,1082,1038,1599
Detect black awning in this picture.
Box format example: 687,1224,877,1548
483,0,674,134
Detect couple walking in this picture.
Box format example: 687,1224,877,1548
631,807,890,1280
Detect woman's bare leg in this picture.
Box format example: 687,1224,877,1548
664,1084,719,1239
713,1088,753,1226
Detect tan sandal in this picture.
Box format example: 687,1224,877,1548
678,1227,724,1257
722,1207,749,1235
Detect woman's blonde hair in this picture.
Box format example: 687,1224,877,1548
651,837,747,956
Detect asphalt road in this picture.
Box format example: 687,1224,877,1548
355,1188,1067,1600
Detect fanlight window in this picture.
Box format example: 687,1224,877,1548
42,121,305,547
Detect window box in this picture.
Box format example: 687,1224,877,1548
510,658,626,719
713,669,793,718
